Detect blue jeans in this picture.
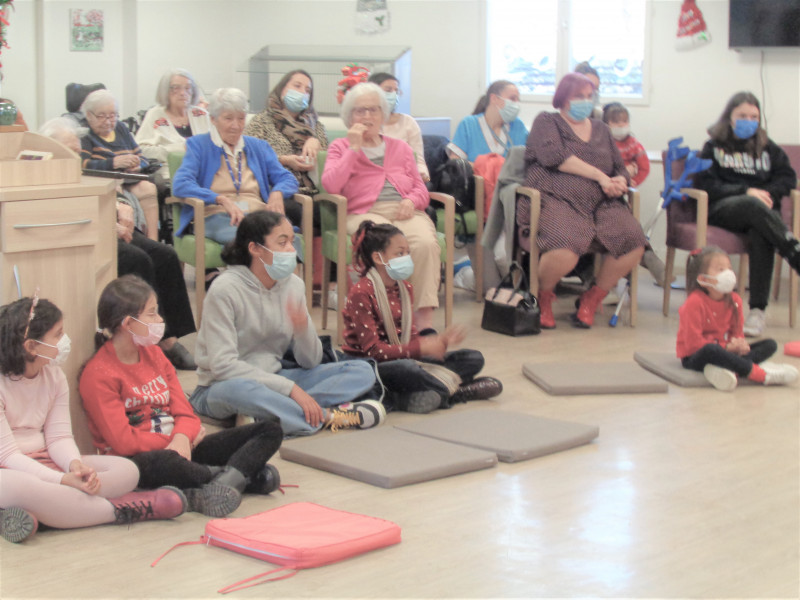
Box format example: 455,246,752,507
204,213,304,259
189,361,376,437
204,213,238,244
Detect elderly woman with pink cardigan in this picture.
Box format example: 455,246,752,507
322,82,440,331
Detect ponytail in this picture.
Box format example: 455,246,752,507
352,220,403,276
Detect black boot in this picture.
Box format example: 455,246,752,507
183,483,241,518
245,464,281,495
210,466,249,494
451,377,504,403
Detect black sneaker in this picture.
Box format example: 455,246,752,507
162,341,197,371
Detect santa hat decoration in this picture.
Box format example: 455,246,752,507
676,0,711,50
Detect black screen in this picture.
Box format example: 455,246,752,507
729,0,800,48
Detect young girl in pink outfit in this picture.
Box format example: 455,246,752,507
0,295,185,544
676,246,798,391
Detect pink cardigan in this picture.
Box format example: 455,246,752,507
322,136,430,214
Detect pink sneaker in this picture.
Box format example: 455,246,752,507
110,486,187,524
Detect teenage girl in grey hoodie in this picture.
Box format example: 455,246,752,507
189,211,384,436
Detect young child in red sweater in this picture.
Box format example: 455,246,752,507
342,220,502,413
677,246,797,391
79,275,283,518
602,102,649,188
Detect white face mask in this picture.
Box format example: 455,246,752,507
610,125,630,140
128,317,165,347
35,334,72,366
699,269,737,295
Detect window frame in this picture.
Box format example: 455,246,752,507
483,0,652,106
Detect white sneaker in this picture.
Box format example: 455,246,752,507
327,287,338,311
453,266,476,291
743,309,766,337
703,364,738,391
760,362,799,386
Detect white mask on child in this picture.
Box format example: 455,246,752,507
699,269,737,294
35,334,72,366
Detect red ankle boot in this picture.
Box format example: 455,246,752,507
573,285,608,328
110,486,187,524
539,290,557,329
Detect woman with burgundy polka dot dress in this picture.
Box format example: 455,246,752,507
516,73,646,329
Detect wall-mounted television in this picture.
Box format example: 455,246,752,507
729,0,800,49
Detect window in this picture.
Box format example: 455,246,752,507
487,0,648,100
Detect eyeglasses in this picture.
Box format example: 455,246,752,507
23,287,40,339
353,106,382,117
89,111,119,121
169,85,193,94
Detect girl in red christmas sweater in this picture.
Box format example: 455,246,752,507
676,246,797,391
79,275,283,518
342,221,502,413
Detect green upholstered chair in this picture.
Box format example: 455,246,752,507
314,150,455,345
166,151,313,326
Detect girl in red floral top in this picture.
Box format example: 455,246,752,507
342,221,502,413
677,246,797,391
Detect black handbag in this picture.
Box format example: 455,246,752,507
481,262,541,336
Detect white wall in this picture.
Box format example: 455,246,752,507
3,0,799,254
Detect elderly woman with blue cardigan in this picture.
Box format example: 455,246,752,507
172,88,299,245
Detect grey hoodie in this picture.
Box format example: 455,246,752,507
195,265,322,397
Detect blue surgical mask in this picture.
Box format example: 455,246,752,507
383,91,398,113
259,243,297,281
567,99,594,122
380,253,414,281
283,89,309,113
498,99,520,124
733,119,759,140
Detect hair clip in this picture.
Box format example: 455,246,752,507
23,287,40,339
690,248,703,257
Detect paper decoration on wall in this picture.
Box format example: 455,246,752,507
676,0,710,50
70,8,104,52
356,0,390,35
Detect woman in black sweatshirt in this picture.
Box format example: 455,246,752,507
692,91,799,337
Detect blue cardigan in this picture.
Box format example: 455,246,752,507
172,133,299,236
450,114,529,162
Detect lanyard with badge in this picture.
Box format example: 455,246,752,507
488,124,511,157
223,150,243,197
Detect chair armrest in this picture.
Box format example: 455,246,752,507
627,187,640,222
314,192,349,268
791,189,800,236
681,187,709,247
293,193,314,238
429,192,456,243
167,196,208,270
292,194,314,309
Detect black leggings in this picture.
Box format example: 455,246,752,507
370,349,485,409
117,230,196,339
681,340,777,378
708,194,800,310
129,420,282,490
